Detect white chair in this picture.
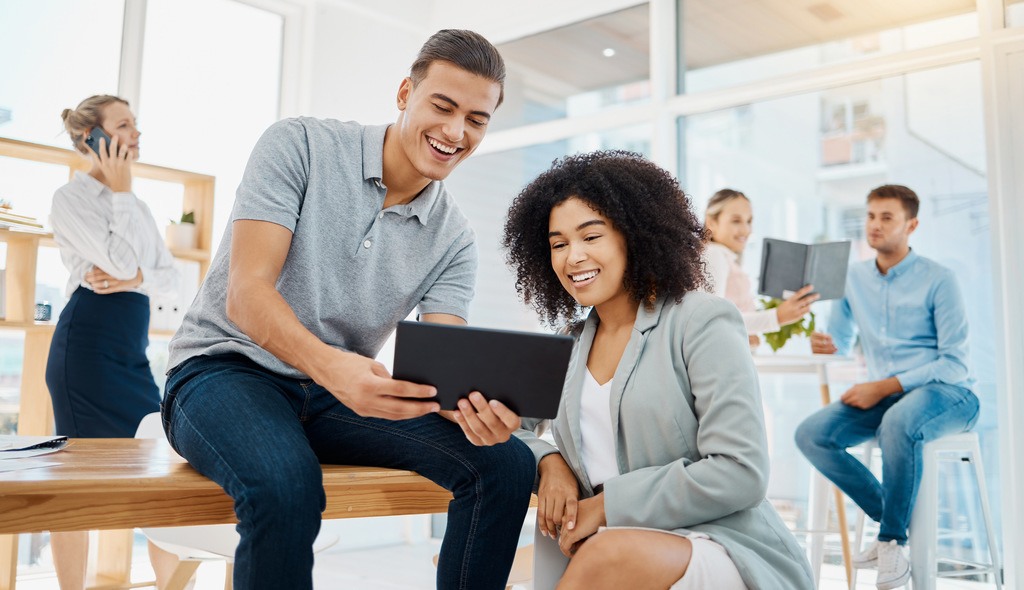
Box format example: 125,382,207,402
135,412,338,590
851,432,1001,590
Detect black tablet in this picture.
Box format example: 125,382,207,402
392,321,574,419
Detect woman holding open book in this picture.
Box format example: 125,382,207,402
702,188,816,346
46,94,180,590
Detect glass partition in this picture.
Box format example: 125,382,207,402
682,59,1000,561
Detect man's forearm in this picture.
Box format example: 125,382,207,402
873,376,904,397
226,278,341,381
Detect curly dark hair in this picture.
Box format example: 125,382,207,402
502,150,708,327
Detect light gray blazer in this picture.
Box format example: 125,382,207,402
517,293,814,590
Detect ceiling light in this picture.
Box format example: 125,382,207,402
602,47,616,58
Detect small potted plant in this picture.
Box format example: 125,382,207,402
760,297,816,353
166,210,197,250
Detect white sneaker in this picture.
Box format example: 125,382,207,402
852,540,880,569
875,540,911,590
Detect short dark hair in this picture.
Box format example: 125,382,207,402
868,184,919,219
410,29,506,107
502,150,709,327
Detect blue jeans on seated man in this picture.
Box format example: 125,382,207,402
794,382,979,545
162,353,536,590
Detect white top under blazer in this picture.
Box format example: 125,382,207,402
49,171,178,300
579,369,619,487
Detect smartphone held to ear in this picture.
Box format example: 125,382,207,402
85,127,112,157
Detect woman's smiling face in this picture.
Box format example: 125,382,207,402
548,197,630,309
706,196,752,255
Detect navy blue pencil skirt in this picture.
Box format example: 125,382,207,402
45,287,160,437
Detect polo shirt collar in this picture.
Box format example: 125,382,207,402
361,124,439,226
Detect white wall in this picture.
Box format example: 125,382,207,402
305,2,424,123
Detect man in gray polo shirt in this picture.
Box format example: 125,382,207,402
161,30,535,590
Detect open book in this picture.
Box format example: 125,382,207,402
758,238,852,301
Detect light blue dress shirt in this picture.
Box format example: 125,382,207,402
828,249,974,392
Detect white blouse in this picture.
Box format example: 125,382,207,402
49,171,178,300
702,242,780,335
579,368,619,488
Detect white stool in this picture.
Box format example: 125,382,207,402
852,432,1001,589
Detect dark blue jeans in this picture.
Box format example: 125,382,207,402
794,382,979,544
162,353,535,590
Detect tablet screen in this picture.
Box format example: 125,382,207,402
392,321,573,419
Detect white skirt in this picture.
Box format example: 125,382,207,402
594,526,747,590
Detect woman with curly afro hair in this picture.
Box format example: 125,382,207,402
505,151,813,590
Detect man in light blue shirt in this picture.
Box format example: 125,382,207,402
795,185,979,590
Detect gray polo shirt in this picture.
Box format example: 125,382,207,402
167,118,477,379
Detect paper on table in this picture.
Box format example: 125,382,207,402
0,435,69,459
0,459,60,473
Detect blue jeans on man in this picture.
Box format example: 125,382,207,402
162,353,536,590
795,382,979,544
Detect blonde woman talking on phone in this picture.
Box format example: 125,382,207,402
47,94,180,590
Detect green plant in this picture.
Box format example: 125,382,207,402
760,297,815,352
170,211,195,224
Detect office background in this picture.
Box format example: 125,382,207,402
2,0,1023,586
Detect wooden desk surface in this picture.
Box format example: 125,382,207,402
0,439,454,534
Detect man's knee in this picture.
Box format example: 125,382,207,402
461,436,536,501
237,457,325,522
503,436,539,494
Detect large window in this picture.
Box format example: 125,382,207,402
0,0,287,580
139,0,283,255
0,0,124,147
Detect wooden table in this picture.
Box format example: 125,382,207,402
0,438,456,589
753,353,859,590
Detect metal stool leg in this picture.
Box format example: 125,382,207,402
968,436,1002,589
910,441,939,590
851,439,877,589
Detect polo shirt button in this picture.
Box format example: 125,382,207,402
363,240,372,249
378,212,384,219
